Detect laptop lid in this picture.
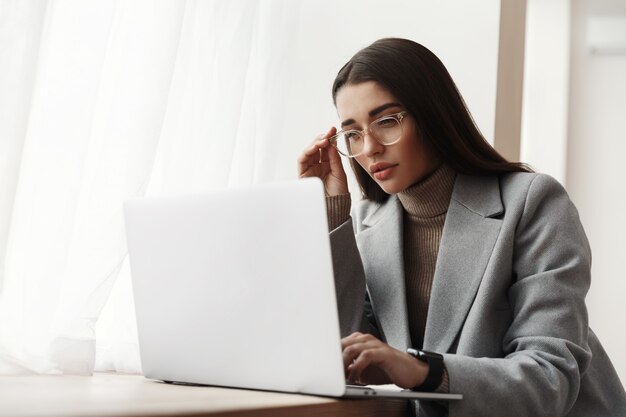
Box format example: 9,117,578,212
124,178,346,396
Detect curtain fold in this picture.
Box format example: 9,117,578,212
0,0,47,294
0,0,300,375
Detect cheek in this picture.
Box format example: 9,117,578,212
404,131,429,162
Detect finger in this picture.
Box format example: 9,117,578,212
297,134,334,173
297,144,324,175
342,338,382,371
310,127,337,150
341,332,373,349
316,127,337,156
321,127,339,162
324,126,337,139
342,341,368,370
347,348,385,384
340,332,363,349
299,141,325,160
319,145,330,163
327,142,344,169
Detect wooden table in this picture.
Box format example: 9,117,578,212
0,373,408,417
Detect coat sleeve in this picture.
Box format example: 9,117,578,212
445,174,593,417
329,218,382,339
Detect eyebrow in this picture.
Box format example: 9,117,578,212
340,102,402,128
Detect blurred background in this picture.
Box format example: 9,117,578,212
0,0,624,384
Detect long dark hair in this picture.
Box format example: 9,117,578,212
332,38,532,202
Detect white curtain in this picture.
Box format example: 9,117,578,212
0,0,300,375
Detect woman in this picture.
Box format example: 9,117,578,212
297,38,626,417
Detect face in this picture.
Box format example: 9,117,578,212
335,81,439,195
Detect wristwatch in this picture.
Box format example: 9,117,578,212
406,348,444,391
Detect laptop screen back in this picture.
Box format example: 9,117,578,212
124,178,346,396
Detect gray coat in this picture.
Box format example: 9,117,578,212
329,172,626,417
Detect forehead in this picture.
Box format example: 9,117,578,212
335,81,399,120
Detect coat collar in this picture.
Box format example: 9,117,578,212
356,197,409,350
423,174,503,352
356,174,504,352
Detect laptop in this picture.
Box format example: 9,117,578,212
123,178,462,402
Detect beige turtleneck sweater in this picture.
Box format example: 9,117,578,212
326,164,456,392
396,164,456,350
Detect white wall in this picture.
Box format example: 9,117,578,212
567,0,626,384
521,0,571,184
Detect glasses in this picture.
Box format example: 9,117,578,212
329,111,408,158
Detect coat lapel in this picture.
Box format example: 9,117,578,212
356,197,411,352
423,174,504,353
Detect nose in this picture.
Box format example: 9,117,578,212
360,130,384,157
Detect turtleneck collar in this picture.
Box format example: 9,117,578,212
397,164,457,218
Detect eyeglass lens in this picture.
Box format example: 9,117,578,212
332,116,402,157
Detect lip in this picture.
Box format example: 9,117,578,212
370,162,398,181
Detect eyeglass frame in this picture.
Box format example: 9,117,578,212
328,110,408,158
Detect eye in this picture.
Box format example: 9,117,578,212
375,117,396,128
345,131,362,141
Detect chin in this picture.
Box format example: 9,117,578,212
377,181,403,195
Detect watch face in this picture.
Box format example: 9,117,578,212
407,348,427,362
409,349,443,362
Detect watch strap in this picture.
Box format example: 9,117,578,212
407,348,444,392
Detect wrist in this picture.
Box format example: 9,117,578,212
325,186,349,197
408,353,428,388
406,348,444,391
